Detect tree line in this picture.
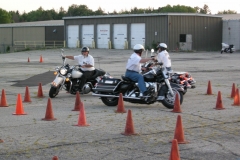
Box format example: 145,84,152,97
0,4,237,24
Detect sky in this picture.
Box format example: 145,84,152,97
1,0,240,14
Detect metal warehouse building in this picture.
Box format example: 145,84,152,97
63,13,223,51
0,20,64,52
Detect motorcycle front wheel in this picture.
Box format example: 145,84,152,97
49,86,60,98
161,88,183,109
101,97,118,106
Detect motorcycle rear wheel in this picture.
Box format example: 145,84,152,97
161,88,183,109
101,97,118,106
49,86,60,98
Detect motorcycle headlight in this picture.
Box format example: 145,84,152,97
60,68,67,75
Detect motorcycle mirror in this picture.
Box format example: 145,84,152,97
151,49,154,53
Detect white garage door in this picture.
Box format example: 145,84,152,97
82,25,94,48
113,24,127,49
97,24,110,49
131,23,145,49
67,25,79,48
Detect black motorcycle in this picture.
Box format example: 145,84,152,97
92,62,184,109
49,49,111,98
142,60,196,95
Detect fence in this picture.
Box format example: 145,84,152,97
13,41,65,51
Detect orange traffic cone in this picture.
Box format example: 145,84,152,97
169,139,181,160
214,91,225,110
230,83,236,98
232,88,240,106
206,80,213,95
27,57,30,62
72,91,82,111
74,102,90,126
23,86,32,102
42,98,57,121
13,94,27,115
0,139,3,143
37,83,44,98
171,93,182,113
0,89,9,107
115,93,127,113
172,115,189,144
121,110,138,136
52,156,59,160
40,55,43,63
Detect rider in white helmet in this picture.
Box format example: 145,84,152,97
157,43,172,71
125,44,155,97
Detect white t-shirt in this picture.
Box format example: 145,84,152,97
126,53,141,72
74,54,95,71
157,50,171,68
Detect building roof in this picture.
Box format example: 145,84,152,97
63,13,222,20
218,14,240,20
0,20,64,28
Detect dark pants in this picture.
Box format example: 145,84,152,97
79,70,94,91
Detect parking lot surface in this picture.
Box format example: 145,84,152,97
0,48,240,160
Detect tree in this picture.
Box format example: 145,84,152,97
217,10,237,14
0,8,12,24
199,4,211,14
67,4,94,16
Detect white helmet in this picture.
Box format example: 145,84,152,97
133,44,145,53
158,43,167,49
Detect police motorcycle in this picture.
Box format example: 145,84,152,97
49,49,111,98
221,43,235,54
92,53,184,109
142,49,196,95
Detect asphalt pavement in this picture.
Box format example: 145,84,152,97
0,48,240,160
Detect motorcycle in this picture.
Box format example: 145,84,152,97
49,49,111,98
92,61,184,109
142,49,196,94
221,43,235,54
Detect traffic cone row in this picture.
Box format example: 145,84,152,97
27,55,44,63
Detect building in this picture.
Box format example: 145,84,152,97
0,13,227,52
0,20,64,53
63,13,223,51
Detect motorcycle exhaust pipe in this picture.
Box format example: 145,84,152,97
92,93,142,100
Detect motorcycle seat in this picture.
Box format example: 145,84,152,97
121,75,135,82
91,69,106,80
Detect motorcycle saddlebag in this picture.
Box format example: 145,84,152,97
92,78,121,92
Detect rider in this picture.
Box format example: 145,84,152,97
157,43,191,88
63,47,95,93
156,43,172,71
125,44,155,97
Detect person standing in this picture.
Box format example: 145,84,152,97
63,47,95,93
125,44,155,97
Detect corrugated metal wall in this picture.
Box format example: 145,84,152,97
64,16,169,50
45,26,64,41
0,28,12,53
222,20,240,50
13,27,45,41
168,15,222,51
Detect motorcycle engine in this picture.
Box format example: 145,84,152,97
82,84,91,94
